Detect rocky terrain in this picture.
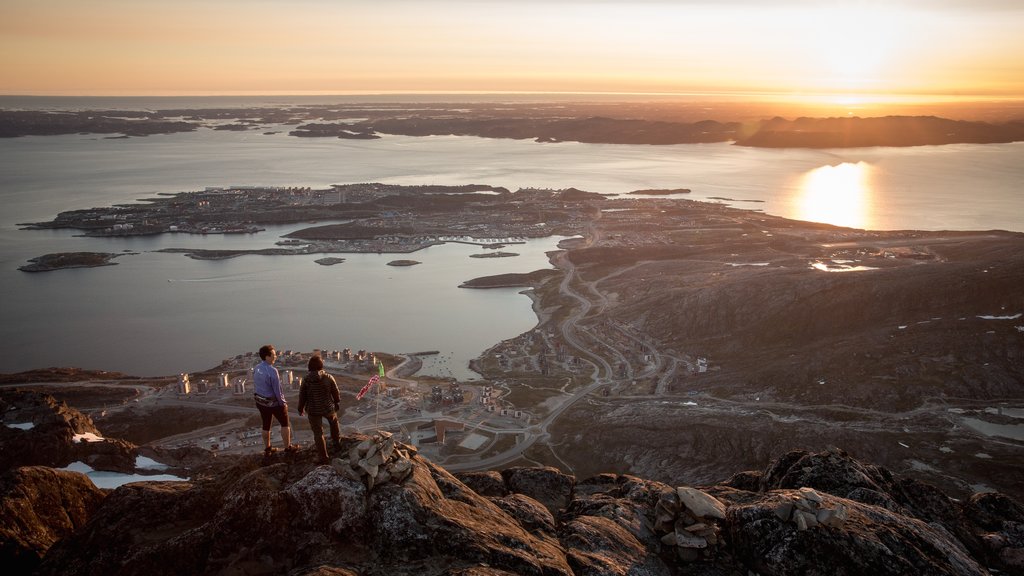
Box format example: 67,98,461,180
2,389,1023,576
13,182,1024,503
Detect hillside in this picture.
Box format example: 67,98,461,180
2,390,1023,576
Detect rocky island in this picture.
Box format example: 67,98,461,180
469,251,518,258
386,259,421,266
314,257,346,266
18,252,127,272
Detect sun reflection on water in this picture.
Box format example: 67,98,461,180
798,162,874,229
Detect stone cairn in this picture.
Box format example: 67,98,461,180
655,486,728,562
773,487,849,530
331,432,416,490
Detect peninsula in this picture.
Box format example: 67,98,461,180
12,180,1024,505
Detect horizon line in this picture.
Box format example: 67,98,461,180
3,90,1024,104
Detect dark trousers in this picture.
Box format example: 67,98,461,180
307,412,340,462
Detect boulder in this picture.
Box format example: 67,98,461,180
560,515,672,576
0,466,106,575
675,486,727,520
19,438,1023,576
492,493,557,536
502,466,575,514
456,470,507,497
727,490,987,576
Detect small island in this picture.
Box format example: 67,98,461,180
314,257,346,266
18,252,125,272
386,259,421,267
469,252,518,259
628,188,691,195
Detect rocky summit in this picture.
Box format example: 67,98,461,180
2,391,1023,575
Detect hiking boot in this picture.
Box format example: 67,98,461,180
284,444,300,454
264,446,278,456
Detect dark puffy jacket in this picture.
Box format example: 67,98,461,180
298,371,341,416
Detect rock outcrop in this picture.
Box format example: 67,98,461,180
4,392,1024,576
0,390,137,473
0,466,106,575
16,439,1022,576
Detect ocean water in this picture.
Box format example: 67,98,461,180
1,120,1022,378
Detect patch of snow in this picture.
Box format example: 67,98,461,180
811,261,878,273
683,401,698,406
974,453,993,459
939,446,954,453
72,432,105,443
59,461,188,489
978,313,1022,320
135,456,169,470
726,262,770,267
898,325,908,330
5,422,34,430
898,442,910,448
908,460,937,472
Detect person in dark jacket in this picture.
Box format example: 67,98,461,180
297,355,342,464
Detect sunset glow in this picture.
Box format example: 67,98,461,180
798,162,874,229
2,0,1023,99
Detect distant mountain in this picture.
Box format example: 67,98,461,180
5,105,1024,148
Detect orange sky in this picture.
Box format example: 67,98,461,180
2,0,1023,99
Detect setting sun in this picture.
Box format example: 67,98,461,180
809,4,901,92
1,0,1022,98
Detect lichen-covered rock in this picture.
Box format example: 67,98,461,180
284,465,367,533
963,491,1024,575
502,466,575,514
0,389,136,473
0,466,106,575
21,439,1024,576
370,460,572,575
727,490,987,576
676,487,727,521
456,470,507,497
36,480,214,576
560,515,672,576
492,493,557,536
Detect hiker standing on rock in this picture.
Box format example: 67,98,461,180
298,354,342,464
253,344,298,455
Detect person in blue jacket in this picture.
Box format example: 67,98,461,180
253,344,298,455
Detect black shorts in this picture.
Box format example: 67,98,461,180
256,403,290,430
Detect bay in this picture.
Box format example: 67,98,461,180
1,125,1022,378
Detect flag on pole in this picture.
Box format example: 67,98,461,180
357,375,379,400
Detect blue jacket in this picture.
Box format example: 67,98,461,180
253,361,286,406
